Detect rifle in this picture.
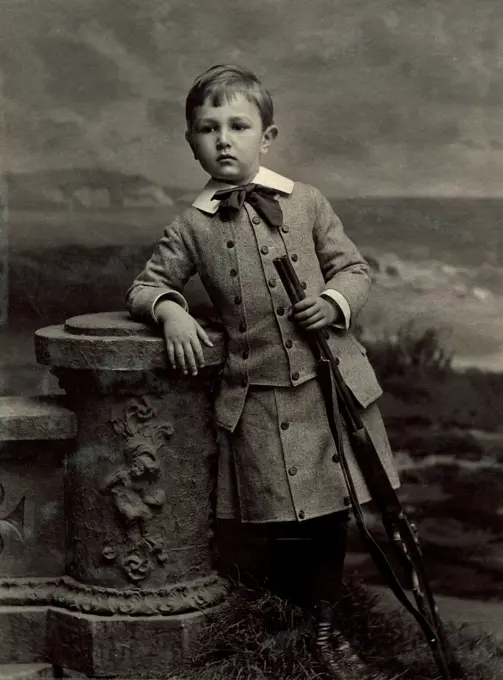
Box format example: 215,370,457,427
273,255,463,680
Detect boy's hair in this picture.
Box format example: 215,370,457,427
185,64,274,130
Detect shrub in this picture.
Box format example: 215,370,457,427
366,321,453,380
364,323,503,434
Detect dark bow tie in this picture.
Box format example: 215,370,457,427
212,183,283,228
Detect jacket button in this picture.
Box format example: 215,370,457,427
241,376,248,387
288,466,298,476
298,510,305,520
260,246,269,255
239,323,247,333
282,225,289,233
323,330,330,339
230,268,238,277
234,296,242,305
280,421,289,430
227,240,234,248
301,281,307,289
242,350,249,360
291,253,298,262
268,278,276,288
277,306,285,316
252,216,261,225
343,495,351,506
285,339,293,349
332,453,340,463
291,372,300,381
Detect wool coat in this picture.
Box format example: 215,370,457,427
126,168,400,522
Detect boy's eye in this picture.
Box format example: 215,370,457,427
232,123,249,131
199,125,216,133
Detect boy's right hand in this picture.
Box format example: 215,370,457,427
155,300,213,376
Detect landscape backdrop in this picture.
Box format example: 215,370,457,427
1,0,503,602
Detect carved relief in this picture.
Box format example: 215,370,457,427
0,574,229,615
102,396,173,582
0,483,26,555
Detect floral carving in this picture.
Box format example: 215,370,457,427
103,396,174,583
122,553,152,582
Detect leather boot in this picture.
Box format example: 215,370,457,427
313,601,349,679
313,601,391,680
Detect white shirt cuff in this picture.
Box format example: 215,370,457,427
151,292,189,322
320,290,351,330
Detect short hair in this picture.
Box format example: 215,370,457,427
185,64,274,130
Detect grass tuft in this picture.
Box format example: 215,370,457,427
169,579,503,680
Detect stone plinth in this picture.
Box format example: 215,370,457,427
0,396,76,665
47,607,212,678
0,397,74,578
34,312,228,677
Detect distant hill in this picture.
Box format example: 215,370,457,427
6,169,181,210
3,196,503,371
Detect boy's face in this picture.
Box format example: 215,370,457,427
186,93,278,185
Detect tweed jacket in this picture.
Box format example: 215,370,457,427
126,170,383,433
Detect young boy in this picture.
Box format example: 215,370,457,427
126,64,400,677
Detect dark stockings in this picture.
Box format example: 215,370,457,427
265,511,349,609
264,512,385,678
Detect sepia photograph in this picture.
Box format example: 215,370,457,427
1,1,503,678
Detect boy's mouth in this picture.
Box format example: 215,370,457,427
217,154,236,162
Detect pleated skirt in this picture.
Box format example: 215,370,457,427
216,377,400,524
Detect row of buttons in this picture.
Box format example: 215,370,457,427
258,244,299,262
228,214,309,387
249,213,297,282
228,227,304,299
251,215,291,235
297,496,350,521
228,226,296,255
278,419,346,520
226,238,249,369
279,419,300,511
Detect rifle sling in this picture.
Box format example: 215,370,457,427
272,256,460,678
316,359,442,646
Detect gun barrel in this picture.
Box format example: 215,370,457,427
272,254,462,680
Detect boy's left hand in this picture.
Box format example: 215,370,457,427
291,296,339,331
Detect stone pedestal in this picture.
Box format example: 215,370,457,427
34,311,229,677
0,396,76,666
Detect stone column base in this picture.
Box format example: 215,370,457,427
48,605,223,679
0,576,229,676
0,608,48,665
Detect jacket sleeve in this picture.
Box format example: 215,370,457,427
126,215,196,324
312,189,371,322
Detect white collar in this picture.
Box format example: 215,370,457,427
192,167,294,215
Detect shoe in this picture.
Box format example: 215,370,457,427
313,603,350,679
313,603,389,680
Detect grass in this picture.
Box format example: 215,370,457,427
164,579,503,680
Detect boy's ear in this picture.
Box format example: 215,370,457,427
185,130,198,159
261,124,278,154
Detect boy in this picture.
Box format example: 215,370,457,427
126,64,400,677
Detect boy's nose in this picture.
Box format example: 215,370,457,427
216,129,231,147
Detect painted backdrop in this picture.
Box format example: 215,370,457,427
1,0,503,604
2,0,503,375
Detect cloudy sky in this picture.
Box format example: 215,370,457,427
2,0,503,196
